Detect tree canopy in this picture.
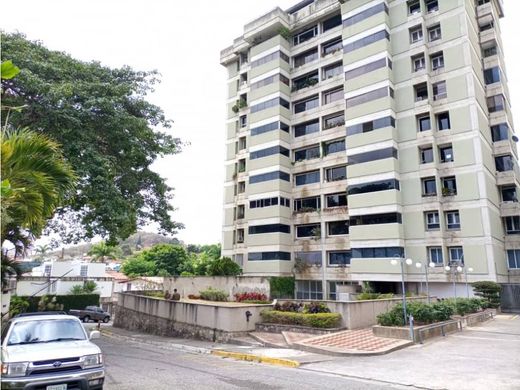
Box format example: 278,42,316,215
1,33,183,244
88,241,122,263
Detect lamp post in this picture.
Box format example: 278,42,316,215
463,266,474,298
444,264,463,298
391,257,413,324
415,261,435,304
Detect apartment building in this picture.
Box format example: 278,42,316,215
220,0,520,299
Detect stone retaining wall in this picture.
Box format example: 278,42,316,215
373,320,461,342
255,322,342,335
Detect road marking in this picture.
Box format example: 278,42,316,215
510,315,519,320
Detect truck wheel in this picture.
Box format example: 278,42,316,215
103,316,110,323
83,315,90,323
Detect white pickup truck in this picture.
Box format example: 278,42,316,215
1,312,105,390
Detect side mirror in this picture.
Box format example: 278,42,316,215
90,330,101,340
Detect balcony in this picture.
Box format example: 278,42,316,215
501,202,520,218
244,7,290,43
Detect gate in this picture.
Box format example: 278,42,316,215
501,284,520,313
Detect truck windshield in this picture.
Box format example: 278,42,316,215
7,319,86,346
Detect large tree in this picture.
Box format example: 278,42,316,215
1,33,183,244
88,241,122,263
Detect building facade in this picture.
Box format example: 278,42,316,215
220,0,520,299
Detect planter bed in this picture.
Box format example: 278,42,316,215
255,322,344,335
373,319,461,342
452,309,496,327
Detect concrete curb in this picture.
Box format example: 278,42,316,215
210,350,300,368
292,339,413,357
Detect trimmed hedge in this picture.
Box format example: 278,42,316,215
199,287,228,302
260,309,341,328
21,294,100,313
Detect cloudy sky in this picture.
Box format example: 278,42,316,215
3,0,519,245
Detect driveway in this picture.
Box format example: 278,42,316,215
302,314,520,390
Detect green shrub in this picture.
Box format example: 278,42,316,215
141,291,165,298
377,310,405,327
273,301,303,312
260,310,341,328
9,296,29,317
407,301,435,324
199,287,228,302
431,301,454,321
269,277,295,299
357,292,395,300
377,300,458,326
472,281,501,308
21,294,100,312
303,302,330,314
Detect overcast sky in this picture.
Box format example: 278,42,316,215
3,0,519,246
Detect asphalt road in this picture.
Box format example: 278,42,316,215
94,337,407,390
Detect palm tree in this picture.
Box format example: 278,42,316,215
1,254,23,290
88,242,121,263
1,128,76,256
34,244,51,262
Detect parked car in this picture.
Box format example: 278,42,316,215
1,312,104,389
69,307,111,323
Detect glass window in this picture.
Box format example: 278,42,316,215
410,25,423,43
408,0,421,15
323,14,342,32
251,51,289,68
325,166,347,182
237,181,245,193
483,46,497,57
294,95,319,114
418,115,431,132
347,116,395,136
352,247,404,258
422,177,437,196
250,145,289,160
250,197,281,209
322,37,343,56
251,121,289,136
433,81,447,100
343,3,388,27
296,280,323,300
487,94,505,113
250,170,290,184
323,62,343,79
446,211,461,230
348,179,400,195
343,30,390,53
415,83,428,101
248,224,290,234
439,145,454,163
428,247,443,265
431,52,444,70
293,25,318,46
324,139,345,155
441,176,457,196
501,186,518,202
351,213,402,225
323,87,343,104
420,147,434,164
7,319,86,346
80,265,88,277
294,49,318,68
327,220,349,235
491,124,509,142
412,54,426,72
425,211,440,230
292,72,319,92
449,247,464,263
294,145,320,162
251,97,290,113
294,196,321,212
248,252,291,261
296,224,321,238
348,147,398,165
295,170,320,186
507,250,520,269
505,216,520,234
484,67,500,84
428,24,441,41
437,112,450,130
294,119,319,137
295,252,322,266
346,86,390,108
328,252,352,267
426,0,439,13
236,205,245,219
326,193,348,207
345,58,388,80
323,113,345,130
495,155,514,172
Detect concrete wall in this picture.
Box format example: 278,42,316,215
113,292,272,341
16,276,114,298
162,276,270,299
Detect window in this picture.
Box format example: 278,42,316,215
439,145,453,163
326,193,348,207
292,72,319,91
325,165,347,182
428,24,442,41
495,155,514,172
234,254,244,266
428,247,443,265
343,3,388,27
236,205,245,219
250,97,290,113
487,94,505,113
250,145,289,160
426,0,439,13
412,54,426,72
480,22,494,32
501,186,518,202
294,145,320,162
449,247,464,264
327,220,349,235
343,30,390,54
236,229,244,243
251,74,289,90
251,51,289,68
238,158,246,172
348,147,398,165
430,52,444,70
323,62,343,79
296,280,323,300
251,121,289,136
296,223,321,238
507,250,520,269
352,247,404,258
347,116,395,136
433,81,447,100
505,216,520,234
323,113,345,130
446,211,461,230
322,37,343,56
415,83,428,102
295,251,322,266
248,224,290,234
422,177,437,196
237,181,245,193
323,87,343,105
348,179,400,195
351,213,402,225
420,146,434,164
418,114,431,132
408,0,421,15
239,115,247,128
293,25,318,46
328,251,352,266
425,211,440,230
250,197,285,209
484,67,500,84
295,170,320,186
410,25,423,43
441,176,457,196
491,124,509,142
437,112,450,130
294,119,319,137
346,86,392,108
80,265,88,277
323,14,342,32
249,170,290,184
294,95,319,114
483,46,497,57
238,137,247,151
324,139,345,155
44,265,52,276
294,196,321,212
294,49,318,68
249,252,291,261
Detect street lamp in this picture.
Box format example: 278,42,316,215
463,266,474,298
444,264,463,298
415,261,435,304
391,257,413,324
